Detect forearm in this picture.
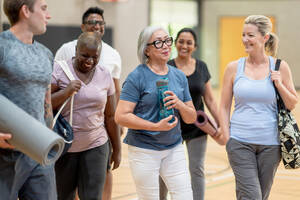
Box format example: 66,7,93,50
105,116,121,153
115,113,159,131
218,106,231,138
276,83,298,110
177,101,196,124
113,78,121,103
44,85,53,128
206,100,219,126
51,88,72,111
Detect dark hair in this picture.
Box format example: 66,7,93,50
4,0,36,25
175,27,198,47
82,7,104,24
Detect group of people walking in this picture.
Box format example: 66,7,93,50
0,0,298,200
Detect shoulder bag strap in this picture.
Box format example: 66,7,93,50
52,61,75,128
273,59,287,111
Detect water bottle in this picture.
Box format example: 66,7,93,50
156,78,175,122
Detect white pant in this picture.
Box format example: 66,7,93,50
128,144,193,200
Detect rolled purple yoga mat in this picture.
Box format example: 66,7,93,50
194,110,218,137
0,94,65,165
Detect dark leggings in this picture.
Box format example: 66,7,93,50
55,142,109,200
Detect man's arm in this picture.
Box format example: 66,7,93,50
44,84,54,129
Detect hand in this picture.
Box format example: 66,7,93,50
213,127,222,138
111,149,121,170
154,115,178,131
0,133,14,149
163,91,184,110
271,70,283,87
212,127,229,146
66,80,81,95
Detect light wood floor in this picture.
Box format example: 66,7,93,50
111,91,300,200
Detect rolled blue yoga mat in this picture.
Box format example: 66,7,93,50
0,94,64,165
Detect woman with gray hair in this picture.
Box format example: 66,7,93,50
115,26,196,199
219,15,298,199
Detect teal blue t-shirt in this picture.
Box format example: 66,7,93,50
120,64,192,150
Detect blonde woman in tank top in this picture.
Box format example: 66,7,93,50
218,15,298,200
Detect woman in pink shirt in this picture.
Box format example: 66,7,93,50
51,32,121,200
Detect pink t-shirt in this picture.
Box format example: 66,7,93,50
51,59,115,152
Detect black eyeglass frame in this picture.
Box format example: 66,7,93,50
84,20,106,26
146,37,173,49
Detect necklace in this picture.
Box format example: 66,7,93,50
148,64,168,75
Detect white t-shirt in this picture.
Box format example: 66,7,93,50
55,40,122,79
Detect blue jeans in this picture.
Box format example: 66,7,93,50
0,149,57,200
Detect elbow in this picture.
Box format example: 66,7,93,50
114,113,121,125
183,110,197,124
286,97,298,111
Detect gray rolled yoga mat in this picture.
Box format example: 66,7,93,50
0,94,65,165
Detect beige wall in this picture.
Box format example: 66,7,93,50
1,0,149,84
202,0,300,88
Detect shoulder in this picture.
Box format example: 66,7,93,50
129,64,145,78
0,31,16,49
98,65,112,77
102,41,121,57
167,59,176,67
226,59,239,73
58,40,77,50
195,58,208,71
196,58,207,67
168,64,187,83
274,58,292,77
35,41,53,59
275,58,289,70
168,64,185,77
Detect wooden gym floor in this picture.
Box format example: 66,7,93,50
111,91,300,200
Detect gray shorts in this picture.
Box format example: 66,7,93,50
226,138,281,200
0,149,57,200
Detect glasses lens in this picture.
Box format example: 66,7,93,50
165,38,173,46
154,40,163,49
86,20,105,26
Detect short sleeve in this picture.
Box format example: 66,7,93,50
51,61,61,86
200,60,211,83
120,71,141,103
55,42,75,61
182,74,192,102
111,52,122,79
107,72,116,96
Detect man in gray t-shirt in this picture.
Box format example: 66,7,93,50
0,0,56,199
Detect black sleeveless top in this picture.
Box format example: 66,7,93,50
168,59,211,140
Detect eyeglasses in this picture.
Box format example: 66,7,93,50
84,20,106,26
147,37,173,49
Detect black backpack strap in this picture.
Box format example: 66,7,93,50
275,59,281,71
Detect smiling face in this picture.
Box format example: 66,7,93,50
75,44,100,73
81,14,105,38
175,31,196,58
242,23,269,54
28,0,51,35
145,29,171,63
